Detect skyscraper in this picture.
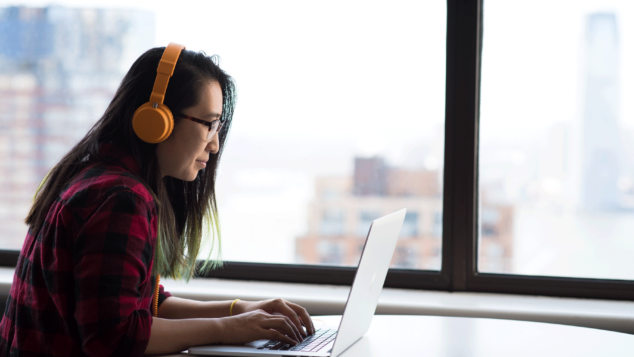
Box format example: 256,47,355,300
0,6,154,248
582,12,620,210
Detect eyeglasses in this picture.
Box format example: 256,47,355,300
179,114,224,142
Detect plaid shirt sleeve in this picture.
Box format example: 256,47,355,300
73,187,156,356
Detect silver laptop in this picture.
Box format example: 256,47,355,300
189,209,406,357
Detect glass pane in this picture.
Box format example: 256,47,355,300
0,1,446,270
480,0,634,279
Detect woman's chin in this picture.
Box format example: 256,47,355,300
186,172,199,181
168,170,199,182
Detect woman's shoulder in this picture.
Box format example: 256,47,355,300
60,162,155,212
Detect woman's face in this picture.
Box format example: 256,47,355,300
156,81,223,181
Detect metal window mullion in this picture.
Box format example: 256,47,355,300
442,0,482,292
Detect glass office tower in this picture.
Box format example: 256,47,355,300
582,13,621,211
0,6,154,248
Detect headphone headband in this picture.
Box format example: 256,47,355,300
150,43,186,106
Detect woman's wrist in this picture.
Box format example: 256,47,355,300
229,299,241,316
230,299,246,316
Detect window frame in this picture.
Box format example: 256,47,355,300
2,0,634,301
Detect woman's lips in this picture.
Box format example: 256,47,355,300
197,160,207,168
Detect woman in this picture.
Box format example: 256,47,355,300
0,44,315,356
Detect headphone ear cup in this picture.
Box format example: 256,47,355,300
132,103,174,143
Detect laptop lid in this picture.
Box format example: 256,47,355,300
329,208,406,357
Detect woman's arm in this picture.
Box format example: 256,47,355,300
72,190,158,356
158,296,235,319
145,310,303,355
146,317,223,354
158,297,316,336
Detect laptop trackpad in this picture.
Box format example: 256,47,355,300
245,339,269,348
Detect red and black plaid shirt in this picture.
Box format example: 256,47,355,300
0,143,172,357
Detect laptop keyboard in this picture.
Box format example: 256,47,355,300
257,328,337,352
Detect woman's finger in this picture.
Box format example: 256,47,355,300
269,313,302,342
264,328,298,346
276,313,304,342
268,315,301,343
283,314,304,341
278,315,302,342
274,300,307,337
287,302,316,335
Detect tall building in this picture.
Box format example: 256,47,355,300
582,12,621,211
295,157,513,272
0,6,154,249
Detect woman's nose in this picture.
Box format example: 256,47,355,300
207,134,219,154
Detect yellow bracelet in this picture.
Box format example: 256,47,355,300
230,299,241,316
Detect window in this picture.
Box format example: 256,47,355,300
480,0,634,281
316,240,345,265
0,1,446,274
432,211,442,238
401,212,419,237
212,1,447,268
356,210,381,238
319,208,346,237
394,246,419,269
3,0,634,300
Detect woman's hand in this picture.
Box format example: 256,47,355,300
233,299,316,337
220,309,304,346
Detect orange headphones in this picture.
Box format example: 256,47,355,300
132,42,186,143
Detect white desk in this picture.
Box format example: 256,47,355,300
164,315,634,356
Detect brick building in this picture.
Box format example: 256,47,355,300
296,157,513,272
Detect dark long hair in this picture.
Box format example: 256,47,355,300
25,47,236,280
